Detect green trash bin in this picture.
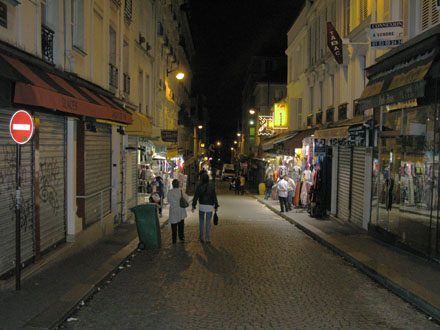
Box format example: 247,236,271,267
130,203,162,249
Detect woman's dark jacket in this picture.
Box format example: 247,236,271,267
192,182,219,209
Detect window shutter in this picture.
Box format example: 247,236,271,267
360,0,368,22
422,0,440,32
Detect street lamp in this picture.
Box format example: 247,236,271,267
234,140,238,144
216,141,221,146
249,109,256,115
194,125,203,157
237,132,241,137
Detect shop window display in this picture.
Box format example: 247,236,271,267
374,105,439,255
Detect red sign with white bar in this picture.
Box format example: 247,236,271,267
9,110,34,144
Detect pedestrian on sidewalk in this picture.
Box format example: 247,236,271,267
192,173,219,243
265,175,274,200
286,175,296,211
151,176,165,216
167,179,188,244
234,174,241,195
276,175,289,212
239,172,246,195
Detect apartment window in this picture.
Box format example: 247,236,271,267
41,1,54,63
330,74,335,105
338,103,348,120
344,0,351,36
421,0,440,32
125,0,133,22
145,74,151,116
309,27,314,66
109,27,118,88
72,0,84,50
326,107,334,123
138,70,143,113
360,55,366,89
319,81,323,111
360,0,369,22
0,2,6,28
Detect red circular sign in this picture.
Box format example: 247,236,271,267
9,110,34,144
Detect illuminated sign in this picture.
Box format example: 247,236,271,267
258,115,275,136
273,103,288,129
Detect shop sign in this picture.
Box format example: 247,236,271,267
331,125,366,147
327,22,343,65
258,115,275,136
273,103,288,129
385,99,418,111
314,138,326,157
161,129,177,142
369,21,403,49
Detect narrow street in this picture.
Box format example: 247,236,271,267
60,181,438,330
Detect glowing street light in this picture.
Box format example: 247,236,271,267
198,125,203,129
176,72,185,80
237,132,241,137
249,119,254,125
234,140,237,144
216,141,221,146
249,109,256,115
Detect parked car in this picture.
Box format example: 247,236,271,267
221,164,235,180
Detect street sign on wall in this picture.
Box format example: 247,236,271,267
327,22,343,65
161,129,178,142
369,21,403,49
9,110,34,144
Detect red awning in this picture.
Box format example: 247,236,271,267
1,54,132,124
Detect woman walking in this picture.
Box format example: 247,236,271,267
192,173,219,243
167,179,189,244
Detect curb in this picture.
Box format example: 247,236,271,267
254,195,440,323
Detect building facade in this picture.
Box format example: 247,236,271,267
0,0,194,278
286,0,440,260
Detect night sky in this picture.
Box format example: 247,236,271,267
188,0,305,152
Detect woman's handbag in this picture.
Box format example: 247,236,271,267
213,211,219,225
180,190,189,208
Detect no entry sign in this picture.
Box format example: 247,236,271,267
9,110,34,144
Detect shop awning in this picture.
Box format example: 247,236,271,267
356,47,437,112
262,131,294,151
283,129,315,149
314,126,349,139
125,110,152,136
0,53,132,124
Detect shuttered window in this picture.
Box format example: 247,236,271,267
421,0,440,32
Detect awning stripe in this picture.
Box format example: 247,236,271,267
47,73,91,102
1,54,57,92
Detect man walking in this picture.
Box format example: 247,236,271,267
276,176,289,212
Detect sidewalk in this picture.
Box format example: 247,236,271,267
0,205,170,330
252,193,440,323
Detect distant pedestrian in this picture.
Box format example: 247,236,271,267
151,176,164,216
276,176,289,212
234,174,240,195
265,176,274,200
239,172,246,195
167,179,188,244
192,173,219,243
285,175,295,211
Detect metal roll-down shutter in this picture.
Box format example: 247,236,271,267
84,123,112,226
351,147,366,227
126,135,138,222
337,147,351,222
37,112,66,251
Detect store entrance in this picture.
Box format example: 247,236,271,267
374,105,439,259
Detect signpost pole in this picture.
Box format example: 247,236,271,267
15,143,21,291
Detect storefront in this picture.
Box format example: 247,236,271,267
357,25,440,260
0,47,132,277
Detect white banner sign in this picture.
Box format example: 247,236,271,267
369,21,403,49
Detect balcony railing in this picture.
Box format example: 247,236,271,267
326,107,334,123
41,24,54,63
315,111,323,125
307,114,313,128
111,0,121,7
123,73,130,95
109,63,118,89
338,103,348,121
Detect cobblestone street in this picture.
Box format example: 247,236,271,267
61,186,439,329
